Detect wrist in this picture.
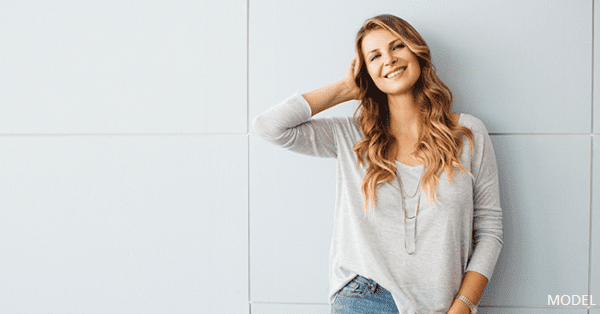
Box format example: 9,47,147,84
455,294,478,314
448,297,471,314
336,79,359,101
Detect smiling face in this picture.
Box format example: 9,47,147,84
360,28,421,97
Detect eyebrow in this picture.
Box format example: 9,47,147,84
367,38,403,56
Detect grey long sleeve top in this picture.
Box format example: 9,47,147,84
252,93,503,314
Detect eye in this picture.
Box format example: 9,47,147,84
370,54,380,61
393,43,405,50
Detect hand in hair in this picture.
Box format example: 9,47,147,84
342,57,361,101
301,57,361,117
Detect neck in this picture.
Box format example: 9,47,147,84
387,92,421,138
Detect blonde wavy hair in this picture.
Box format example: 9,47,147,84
352,14,474,216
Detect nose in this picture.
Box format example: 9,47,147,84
383,53,397,66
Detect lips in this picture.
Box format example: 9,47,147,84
385,67,407,78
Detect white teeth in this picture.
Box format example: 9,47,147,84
386,68,405,78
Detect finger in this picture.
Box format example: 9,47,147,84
348,59,356,77
353,58,361,77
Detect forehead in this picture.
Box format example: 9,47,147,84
361,28,400,55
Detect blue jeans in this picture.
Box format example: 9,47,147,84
332,275,400,314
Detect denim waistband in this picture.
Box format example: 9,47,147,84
354,274,378,287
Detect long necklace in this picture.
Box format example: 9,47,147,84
396,166,424,255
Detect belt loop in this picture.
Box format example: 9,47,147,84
369,282,377,293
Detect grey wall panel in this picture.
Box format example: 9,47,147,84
250,134,336,303
0,1,247,134
0,135,248,313
252,303,330,314
480,135,590,307
591,136,600,304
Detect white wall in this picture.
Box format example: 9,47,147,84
0,0,597,313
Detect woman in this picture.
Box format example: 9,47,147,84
252,14,502,314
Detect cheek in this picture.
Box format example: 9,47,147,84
366,65,377,80
411,57,421,76
413,66,421,80
366,65,384,87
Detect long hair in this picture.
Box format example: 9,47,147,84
352,14,474,217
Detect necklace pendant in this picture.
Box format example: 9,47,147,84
396,167,423,255
404,218,416,255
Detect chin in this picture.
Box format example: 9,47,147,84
385,86,414,96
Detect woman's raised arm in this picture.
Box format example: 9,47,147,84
251,58,361,158
302,58,361,116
